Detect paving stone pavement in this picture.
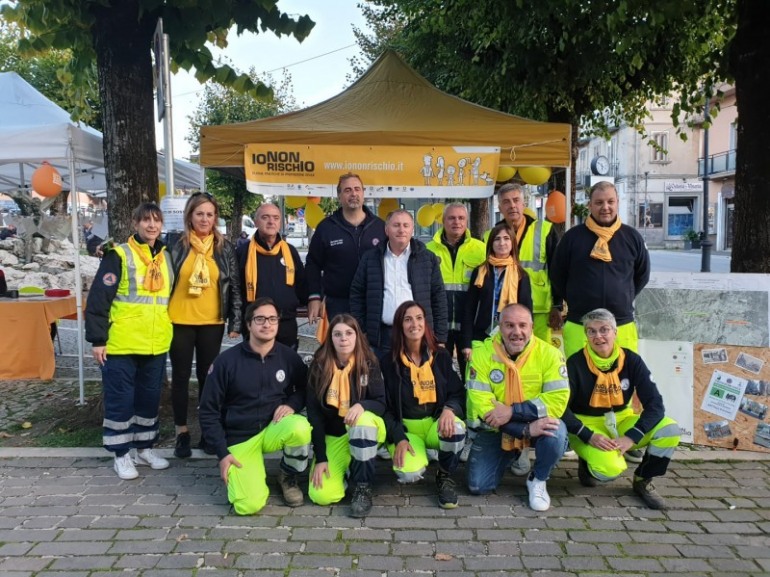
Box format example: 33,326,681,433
1,450,769,577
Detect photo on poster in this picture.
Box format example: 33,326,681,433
735,352,765,375
754,423,770,449
745,380,769,397
739,397,768,420
704,420,732,440
700,370,748,421
702,348,728,364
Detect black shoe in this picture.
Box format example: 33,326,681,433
436,470,458,509
350,483,373,517
174,432,192,458
197,437,216,455
577,458,597,487
632,477,668,510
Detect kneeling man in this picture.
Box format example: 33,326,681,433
563,308,680,510
465,304,569,511
199,297,311,514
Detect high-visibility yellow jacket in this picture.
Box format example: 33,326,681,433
427,228,486,331
108,242,174,355
466,333,569,435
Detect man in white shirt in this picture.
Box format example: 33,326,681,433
350,209,447,359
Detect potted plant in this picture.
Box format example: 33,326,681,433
571,202,589,223
683,228,699,249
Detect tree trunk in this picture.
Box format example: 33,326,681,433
730,0,770,272
469,197,489,240
92,1,159,244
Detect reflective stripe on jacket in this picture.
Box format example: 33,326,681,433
107,242,173,355
519,220,552,314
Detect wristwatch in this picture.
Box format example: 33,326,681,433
522,424,531,440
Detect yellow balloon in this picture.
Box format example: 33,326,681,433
304,201,325,229
432,203,445,224
518,166,552,185
378,198,399,220
285,196,306,209
416,204,435,227
496,166,516,183
524,207,537,219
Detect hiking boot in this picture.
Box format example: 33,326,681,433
632,477,668,510
625,448,644,463
113,453,139,480
197,437,216,455
436,470,458,509
578,458,597,487
510,448,531,476
526,474,551,512
134,449,170,470
349,483,373,517
174,432,192,459
278,469,304,507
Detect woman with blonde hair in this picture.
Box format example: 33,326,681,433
169,192,242,458
306,314,386,518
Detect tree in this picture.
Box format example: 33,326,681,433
353,1,735,238
187,69,297,238
2,1,314,243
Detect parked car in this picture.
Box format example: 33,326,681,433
217,215,257,239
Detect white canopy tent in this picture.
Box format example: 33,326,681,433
0,71,201,399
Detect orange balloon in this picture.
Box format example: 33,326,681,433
545,190,566,224
308,196,321,204
32,161,63,197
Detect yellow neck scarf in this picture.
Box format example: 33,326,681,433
585,215,622,262
187,233,214,296
128,236,165,292
584,345,626,408
493,338,534,451
400,350,436,405
514,218,526,245
245,237,295,302
326,358,354,417
475,256,520,312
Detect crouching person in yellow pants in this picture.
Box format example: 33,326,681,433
307,314,387,517
199,298,312,515
563,308,680,510
381,302,467,509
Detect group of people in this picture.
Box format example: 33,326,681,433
85,172,680,518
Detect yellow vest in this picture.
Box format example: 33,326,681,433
108,242,174,355
485,219,553,313
465,333,569,431
427,228,486,330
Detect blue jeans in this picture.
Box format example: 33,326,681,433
466,421,568,495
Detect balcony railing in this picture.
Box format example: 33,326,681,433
698,149,736,177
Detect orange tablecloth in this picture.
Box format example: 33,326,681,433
0,296,77,380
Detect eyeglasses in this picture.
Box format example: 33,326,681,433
251,315,280,325
585,326,614,338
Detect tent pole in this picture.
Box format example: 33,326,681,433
68,141,86,405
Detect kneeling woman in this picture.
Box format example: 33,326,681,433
307,314,387,518
381,301,467,508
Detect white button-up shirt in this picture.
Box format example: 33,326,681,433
381,242,413,325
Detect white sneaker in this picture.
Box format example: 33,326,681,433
526,476,551,512
376,445,392,460
426,449,439,462
459,437,473,463
510,448,531,476
563,449,577,459
114,454,139,480
134,449,170,470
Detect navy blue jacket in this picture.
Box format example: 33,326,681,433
305,207,386,301
198,341,307,459
350,238,448,347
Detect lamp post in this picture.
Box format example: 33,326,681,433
701,96,713,272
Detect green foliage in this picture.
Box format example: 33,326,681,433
187,69,298,235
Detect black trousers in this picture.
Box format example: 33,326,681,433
169,323,225,427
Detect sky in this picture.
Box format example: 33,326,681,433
155,1,369,160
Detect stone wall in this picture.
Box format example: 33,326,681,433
0,237,100,291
